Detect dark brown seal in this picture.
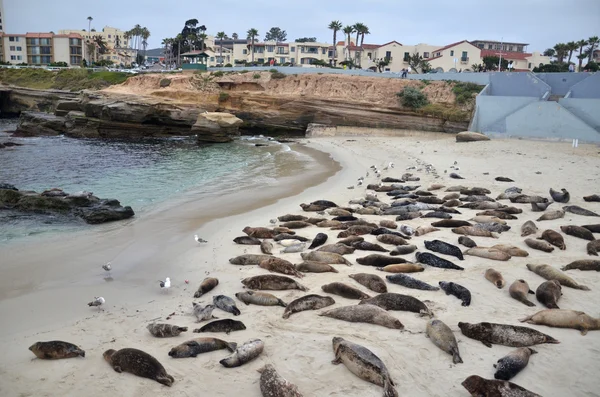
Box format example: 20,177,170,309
462,375,541,396
562,259,600,271
524,238,554,253
431,219,472,228
233,236,262,245
259,257,304,278
560,225,595,241
360,292,432,316
243,226,277,239
103,348,175,386
29,341,85,359
194,277,219,298
349,273,387,293
535,280,562,308
282,294,335,319
321,282,370,300
458,322,559,347
458,236,477,248
356,254,408,266
242,275,308,291
168,338,237,358
588,240,600,256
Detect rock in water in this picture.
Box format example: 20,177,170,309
331,337,398,397
193,112,243,143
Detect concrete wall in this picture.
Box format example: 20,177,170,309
559,98,600,132
473,96,539,133
407,73,490,84
568,73,600,98
502,102,599,142
535,73,592,96
306,123,451,137
488,73,550,98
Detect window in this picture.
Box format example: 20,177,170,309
322,48,327,54
10,55,15,60
17,55,23,60
477,43,484,48
266,45,274,52
509,45,514,51
108,35,112,38
210,57,215,62
17,46,22,51
70,47,82,55
461,51,468,62
517,46,523,52
9,36,15,41
291,58,295,63
403,51,409,61
70,56,80,64
291,47,295,52
40,38,51,45
488,44,493,49
257,58,264,63
528,62,532,69
280,57,285,64
367,52,372,59
450,50,454,56
423,52,429,58
9,46,15,51
242,49,247,54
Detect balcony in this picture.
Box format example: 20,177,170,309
460,56,469,63
276,51,289,55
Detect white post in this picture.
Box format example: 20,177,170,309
498,37,503,71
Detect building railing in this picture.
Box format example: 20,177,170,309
461,56,469,63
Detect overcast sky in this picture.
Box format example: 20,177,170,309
5,0,599,52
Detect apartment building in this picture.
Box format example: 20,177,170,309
471,40,528,53
227,40,330,65
0,32,85,65
0,0,5,32
59,26,134,65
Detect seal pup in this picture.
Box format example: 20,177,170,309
321,282,371,300
521,221,538,237
103,348,174,386
462,375,542,397
415,225,440,236
260,240,274,255
338,236,364,246
386,274,440,291
380,220,398,229
193,319,246,334
458,322,559,347
560,225,595,241
535,280,562,308
357,254,407,267
260,258,305,278
390,245,418,256
485,268,505,288
549,188,570,203
439,281,471,306
509,280,536,307
361,293,432,316
257,364,304,397
282,294,335,319
280,243,307,254
295,261,339,273
539,229,566,250
563,205,600,217
331,337,398,397
29,341,85,359
584,194,600,202
220,339,264,368
561,259,600,271
168,338,237,358
229,254,273,266
319,304,404,330
465,247,511,261
308,232,328,249
526,263,590,290
426,319,463,364
349,273,387,293
376,264,424,273
235,291,286,307
301,251,352,266
520,309,600,335
424,240,464,260
416,252,464,270
524,238,554,253
493,347,537,381
588,240,600,256
458,236,477,248
194,277,218,298
213,295,241,315
242,275,308,291
192,303,217,322
274,234,309,242
281,221,313,229
147,323,188,337
233,236,262,245
536,210,565,221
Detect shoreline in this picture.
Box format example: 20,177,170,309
1,133,599,396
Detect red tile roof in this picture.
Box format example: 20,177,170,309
26,32,53,38
481,49,532,60
377,40,403,47
432,40,479,54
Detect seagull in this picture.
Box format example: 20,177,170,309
194,235,208,243
87,296,105,310
357,180,363,186
159,277,171,292
347,185,355,189
102,262,112,272
389,162,395,169
366,172,369,177
269,219,277,224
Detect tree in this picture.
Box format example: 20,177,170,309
407,51,423,73
294,37,317,43
586,36,599,63
543,48,555,57
576,39,588,71
93,35,109,55
376,58,389,72
584,61,599,72
421,60,432,73
198,33,207,51
553,43,568,63
232,32,239,40
566,41,578,64
355,23,370,67
577,53,588,71
482,55,508,71
247,28,259,62
123,32,130,48
216,31,226,65
87,16,93,33
328,20,342,63
342,25,354,61
141,27,150,56
265,27,287,42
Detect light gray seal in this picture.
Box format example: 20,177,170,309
426,319,463,364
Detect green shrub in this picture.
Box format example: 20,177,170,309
218,92,230,102
417,103,469,122
452,82,483,104
239,70,249,74
270,71,286,79
396,87,428,109
224,63,233,67
269,68,278,73
253,73,261,79
212,70,224,77
159,78,171,87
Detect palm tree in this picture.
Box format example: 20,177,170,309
175,33,184,66
134,24,142,51
543,48,555,57
553,43,568,63
141,27,150,57
342,25,354,61
198,33,208,52
87,16,93,33
577,53,588,71
123,32,130,48
586,36,599,63
566,41,578,64
576,39,587,71
352,23,367,67
232,32,239,40
216,31,226,65
328,20,342,63
247,28,259,63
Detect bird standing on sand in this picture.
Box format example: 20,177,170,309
159,277,171,293
194,234,208,243
88,296,105,310
102,262,112,273
269,219,277,224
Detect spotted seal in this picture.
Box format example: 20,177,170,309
439,281,471,306
386,274,439,291
29,341,85,359
426,319,463,364
526,263,590,290
321,282,370,300
282,294,335,319
220,339,264,368
560,225,595,241
535,280,562,308
458,322,559,347
319,304,404,330
235,291,287,307
349,273,387,293
242,275,308,291
168,338,237,358
260,257,305,278
561,259,600,271
295,261,339,273
416,252,464,270
213,295,242,315
257,364,304,397
193,319,247,334
103,348,174,386
462,375,541,396
539,229,566,250
493,347,537,381
147,323,188,337
424,240,464,260
360,292,432,317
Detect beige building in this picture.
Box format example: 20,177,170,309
59,26,135,65
228,40,331,65
0,0,5,32
0,32,85,66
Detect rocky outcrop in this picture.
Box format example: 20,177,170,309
0,87,78,115
456,131,491,142
193,112,243,142
14,111,67,136
0,187,134,224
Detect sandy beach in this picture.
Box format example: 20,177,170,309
1,133,599,397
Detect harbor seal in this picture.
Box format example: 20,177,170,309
470,215,507,224
274,233,309,242
390,245,418,256
338,236,364,246
233,236,262,245
588,240,600,256
300,203,328,212
213,295,242,315
493,347,537,381
520,309,600,335
424,240,464,260
320,305,404,330
295,261,339,273
317,220,342,228
357,254,408,267
465,247,511,261
361,293,433,316
416,252,464,270
192,303,217,322
582,224,600,233
258,364,304,397
561,259,600,271
563,205,600,217
386,274,440,291
321,282,371,300
328,208,352,217
524,238,554,253
549,188,570,203
29,341,85,359
317,244,355,255
395,211,422,220
147,323,188,337
426,319,463,364
352,241,389,252
462,375,541,397
584,195,600,202
414,225,440,236
477,210,518,220
229,254,273,266
452,226,498,238
509,280,536,307
301,251,352,266
458,322,559,347
235,291,286,307
278,214,307,222
168,338,237,358
539,229,566,250
193,319,247,334
536,210,565,221
376,264,424,273
560,225,595,241
380,220,398,229
282,294,335,319
242,275,308,291
260,257,304,278
349,273,387,293
331,337,398,397
280,243,307,254
194,277,219,298
281,221,313,229
458,236,477,248
308,232,328,249
526,263,590,290
535,280,562,308
260,240,274,255
103,348,174,386
376,234,408,246
220,339,264,368
485,268,505,288
491,244,529,257
243,226,277,239
439,281,471,306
